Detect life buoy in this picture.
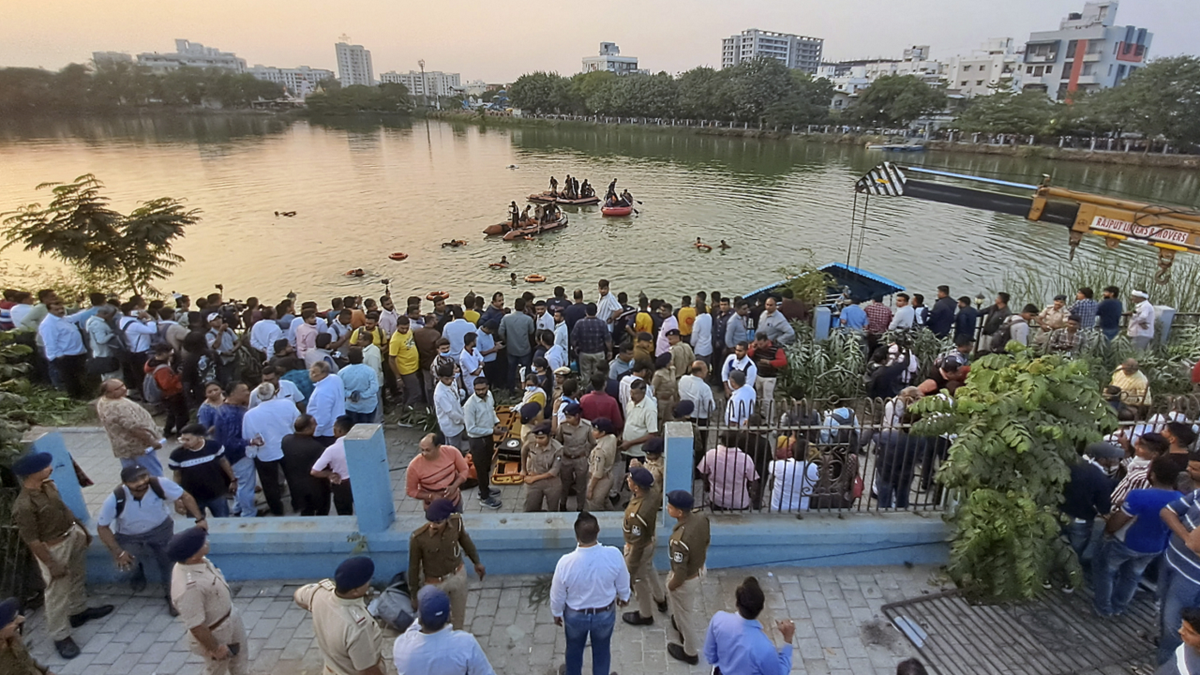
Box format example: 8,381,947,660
345,269,365,277
489,262,509,269
426,291,449,301
389,252,408,261
695,243,712,252
524,274,546,283
522,235,535,241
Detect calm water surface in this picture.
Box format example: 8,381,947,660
1,115,1197,304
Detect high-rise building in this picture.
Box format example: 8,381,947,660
335,42,374,87
581,43,641,76
944,38,1025,98
379,70,462,97
136,39,246,74
1021,1,1151,100
247,65,335,99
721,29,824,74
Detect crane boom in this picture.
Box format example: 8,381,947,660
855,162,1200,282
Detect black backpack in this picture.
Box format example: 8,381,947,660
113,478,166,517
829,410,862,455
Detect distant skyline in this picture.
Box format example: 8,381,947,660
3,0,1193,82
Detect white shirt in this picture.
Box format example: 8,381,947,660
655,316,679,356
249,380,302,409
545,345,567,373
309,375,347,437
39,313,86,360
250,320,283,355
434,380,465,437
1129,299,1155,338
889,305,915,331
596,292,622,326
442,319,476,357
623,395,658,457
288,315,329,345
726,386,757,427
677,374,715,420
535,312,555,332
362,343,385,384
458,347,483,392
768,459,819,512
313,437,349,480
95,477,184,535
549,544,631,617
119,315,158,354
691,312,713,357
618,374,650,409
9,303,33,328
554,321,569,352
242,398,300,463
721,354,758,389
392,623,496,675
378,308,400,337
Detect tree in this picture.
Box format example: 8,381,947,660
721,57,797,123
304,83,414,115
509,72,570,114
1,175,200,294
765,71,834,127
1104,56,1200,146
912,345,1114,601
568,71,617,114
954,90,1059,136
677,67,731,120
846,75,948,127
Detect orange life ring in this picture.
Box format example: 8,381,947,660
489,262,509,269
389,252,408,261
522,235,535,241
524,274,547,283
695,243,712,252
426,291,449,301
345,269,365,277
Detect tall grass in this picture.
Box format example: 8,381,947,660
993,253,1200,314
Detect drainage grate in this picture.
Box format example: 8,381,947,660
882,587,1157,674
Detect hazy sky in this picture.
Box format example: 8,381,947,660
2,0,1193,82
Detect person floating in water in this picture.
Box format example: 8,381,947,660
549,176,558,197
719,240,731,249
491,256,510,269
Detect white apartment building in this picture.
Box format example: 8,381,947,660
722,29,824,74
247,65,335,99
136,39,246,74
943,38,1024,98
581,43,641,76
379,70,462,97
1021,1,1151,100
818,46,943,103
462,80,489,96
335,42,374,87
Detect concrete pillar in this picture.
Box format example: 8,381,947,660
29,431,89,523
814,306,832,341
343,424,395,533
662,422,695,525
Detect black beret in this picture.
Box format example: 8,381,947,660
426,498,456,522
667,490,694,510
629,467,654,487
644,437,664,455
673,400,695,418
166,527,208,563
334,556,375,593
533,422,552,436
11,452,52,477
592,417,614,434
520,402,542,423
0,597,18,628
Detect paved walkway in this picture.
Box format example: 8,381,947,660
23,564,944,675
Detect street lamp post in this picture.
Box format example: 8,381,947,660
418,59,427,108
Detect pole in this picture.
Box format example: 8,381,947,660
418,59,427,109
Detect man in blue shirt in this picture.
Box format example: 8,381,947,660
1096,285,1124,342
952,296,979,344
338,347,380,425
213,382,257,518
839,298,868,332
704,576,794,674
1094,457,1181,616
1158,460,1200,665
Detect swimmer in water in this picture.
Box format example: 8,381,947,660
719,240,731,249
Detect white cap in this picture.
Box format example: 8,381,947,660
206,312,221,323
1131,290,1149,299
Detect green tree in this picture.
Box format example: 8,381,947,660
954,90,1059,136
1104,56,1200,146
764,71,834,127
1,175,200,294
912,345,1114,601
304,83,413,115
846,75,948,127
721,57,797,123
568,71,617,114
677,67,731,119
509,71,571,114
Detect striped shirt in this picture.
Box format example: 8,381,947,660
1165,489,1200,584
405,447,468,507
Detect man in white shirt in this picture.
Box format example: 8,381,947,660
654,303,679,356
534,300,555,332
242,382,300,516
458,334,484,393
86,305,124,383
768,444,819,512
677,361,715,422
888,293,915,331
553,308,570,352
691,310,713,364
1128,290,1155,350
39,301,89,398
550,512,631,675
393,585,496,675
119,302,158,390
441,307,475,356
311,416,354,515
250,307,284,356
249,367,303,409
377,295,400,338
596,279,623,327
307,362,346,446
434,363,466,450
725,370,756,427
721,342,758,397
544,335,568,374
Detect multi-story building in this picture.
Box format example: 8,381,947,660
818,47,943,102
247,65,335,99
1021,1,1151,100
943,38,1024,98
462,80,489,97
136,39,246,74
721,29,824,74
335,42,374,87
581,43,641,76
379,70,462,97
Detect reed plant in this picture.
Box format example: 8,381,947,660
991,253,1200,314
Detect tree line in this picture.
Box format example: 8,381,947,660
0,61,284,116
302,80,414,116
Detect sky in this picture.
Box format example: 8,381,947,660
2,0,1194,83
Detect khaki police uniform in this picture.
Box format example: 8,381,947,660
294,579,384,675
668,513,710,657
642,456,665,508
11,480,88,641
0,633,49,675
522,437,563,512
409,513,481,630
623,492,666,618
555,419,594,511
586,434,618,511
170,558,248,675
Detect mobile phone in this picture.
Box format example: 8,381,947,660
228,643,240,656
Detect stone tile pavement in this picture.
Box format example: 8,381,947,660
22,564,947,675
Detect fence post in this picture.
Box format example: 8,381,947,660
343,424,395,533
662,421,695,522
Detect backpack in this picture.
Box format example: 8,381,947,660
149,322,170,349
368,573,415,632
989,317,1023,352
827,410,861,455
143,363,170,404
113,478,166,518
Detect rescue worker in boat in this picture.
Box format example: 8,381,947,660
510,201,520,229
521,205,532,224
549,176,558,197
620,189,634,208
605,194,620,208
571,177,580,199
580,180,594,199
563,175,573,200
534,204,545,225
606,179,618,200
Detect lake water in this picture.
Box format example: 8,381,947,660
1,115,1197,305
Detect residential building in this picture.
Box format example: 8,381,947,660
335,42,374,87
91,52,133,67
247,65,335,99
136,39,246,74
817,47,943,104
721,29,824,74
943,38,1024,98
379,70,462,97
1021,1,1151,100
581,42,642,76
463,80,489,96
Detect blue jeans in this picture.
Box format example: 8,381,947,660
1102,327,1119,342
200,496,230,518
563,606,615,675
120,449,164,477
1064,519,1104,566
231,456,257,517
1092,537,1159,615
346,409,378,425
506,351,532,390
1159,563,1200,664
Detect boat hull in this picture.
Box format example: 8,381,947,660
601,206,633,217
502,216,569,241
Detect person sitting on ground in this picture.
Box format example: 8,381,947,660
1111,359,1152,408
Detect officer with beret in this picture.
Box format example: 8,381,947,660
10,452,112,659
294,557,385,675
408,498,486,630
518,401,543,442
0,596,54,675
585,418,619,512
168,527,248,675
665,490,709,665
522,422,563,512
630,437,665,507
621,467,667,626
555,402,594,512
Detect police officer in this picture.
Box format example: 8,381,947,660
585,417,618,512
408,498,486,630
621,467,666,626
168,527,248,675
0,596,53,675
522,422,563,512
665,490,709,665
630,437,665,508
10,452,113,659
294,557,385,675
555,403,594,511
